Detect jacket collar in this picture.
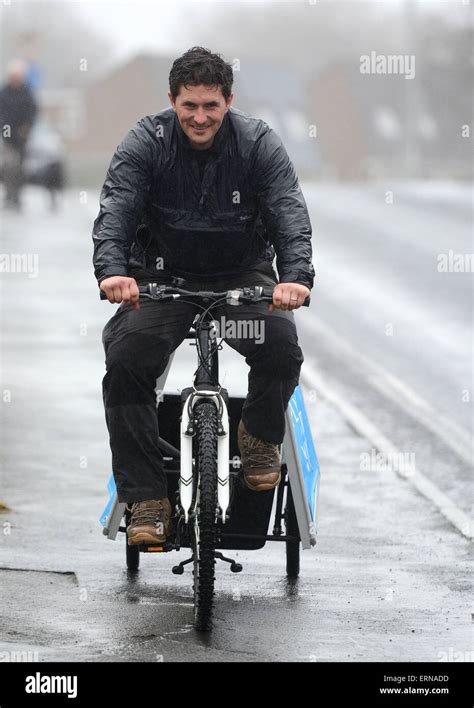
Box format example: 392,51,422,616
174,110,230,155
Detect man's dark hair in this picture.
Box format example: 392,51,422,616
169,46,233,101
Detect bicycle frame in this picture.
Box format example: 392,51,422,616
99,281,320,626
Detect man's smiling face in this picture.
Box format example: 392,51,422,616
168,84,233,150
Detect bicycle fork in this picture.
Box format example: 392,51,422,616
179,389,230,524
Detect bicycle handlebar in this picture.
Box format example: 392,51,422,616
99,283,310,307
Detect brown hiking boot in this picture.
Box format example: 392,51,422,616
237,419,281,491
127,498,173,545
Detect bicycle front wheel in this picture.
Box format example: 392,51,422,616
191,400,218,631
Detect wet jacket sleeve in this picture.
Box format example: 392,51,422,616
249,126,315,290
92,122,155,286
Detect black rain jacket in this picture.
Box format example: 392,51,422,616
92,106,315,289
0,83,38,148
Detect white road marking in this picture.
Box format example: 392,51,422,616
300,360,474,541
301,313,473,466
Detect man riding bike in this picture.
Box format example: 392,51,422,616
92,46,314,547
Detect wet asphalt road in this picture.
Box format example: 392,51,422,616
0,185,472,662
299,182,473,518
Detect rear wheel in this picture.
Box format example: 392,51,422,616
191,401,218,631
285,483,300,578
125,508,140,571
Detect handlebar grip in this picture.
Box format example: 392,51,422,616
262,287,311,307
99,289,108,300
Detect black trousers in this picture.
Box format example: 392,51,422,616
101,264,304,504
2,142,26,206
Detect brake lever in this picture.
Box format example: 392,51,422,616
99,283,169,301
226,287,311,307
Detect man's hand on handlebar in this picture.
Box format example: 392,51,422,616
99,276,140,311
268,282,311,312
98,278,311,311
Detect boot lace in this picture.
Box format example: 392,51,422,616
241,430,279,468
130,500,166,524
